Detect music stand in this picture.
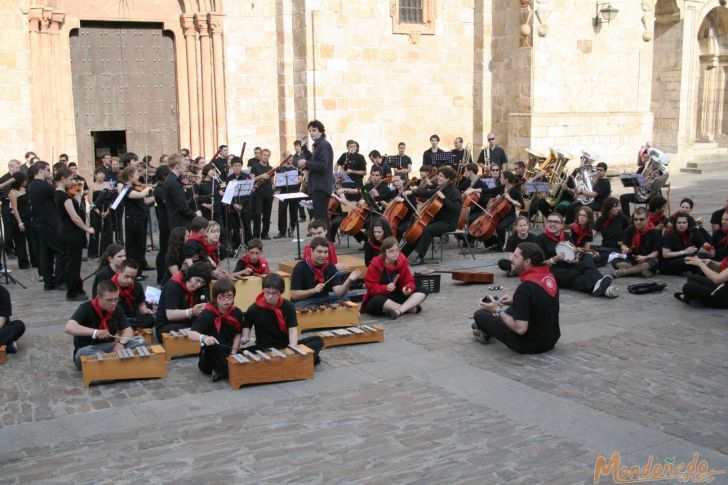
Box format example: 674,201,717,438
620,173,645,188
0,187,24,288
273,192,309,260
432,151,455,168
92,188,118,257
523,181,549,194
222,179,254,260
480,177,497,189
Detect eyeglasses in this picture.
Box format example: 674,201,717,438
633,217,647,222
385,248,400,253
547,220,562,224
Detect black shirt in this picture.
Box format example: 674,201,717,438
70,301,130,353
118,280,146,317
711,228,728,260
372,162,392,178
155,278,201,327
291,260,342,295
161,253,183,286
510,280,560,353
622,226,661,255
0,285,12,319
390,155,412,171
164,173,197,229
422,148,444,168
211,157,227,176
125,192,148,219
336,153,367,188
589,177,611,212
535,233,563,259
28,179,59,228
477,146,508,167
505,232,537,252
184,239,209,262
92,265,116,297
251,163,274,196
191,306,244,348
710,208,725,227
594,214,630,248
56,190,84,235
362,181,392,205
154,183,168,227
243,299,297,348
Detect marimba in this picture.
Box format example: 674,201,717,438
0,345,6,364
231,271,291,310
161,329,201,360
227,344,315,389
80,345,167,387
134,328,153,345
295,301,360,332
316,324,384,348
278,255,367,278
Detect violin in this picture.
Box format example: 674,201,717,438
131,181,153,192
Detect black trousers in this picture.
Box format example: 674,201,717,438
128,314,155,329
244,335,324,364
111,206,125,244
156,219,170,284
591,245,617,267
310,190,329,223
125,216,148,273
198,345,231,377
659,257,700,276
364,287,428,315
402,220,456,258
682,274,728,308
277,199,299,234
0,318,25,345
155,322,190,344
227,204,252,248
252,194,274,238
62,231,85,297
34,223,64,287
1,207,15,254
10,218,31,268
550,255,603,294
473,309,553,354
89,210,113,258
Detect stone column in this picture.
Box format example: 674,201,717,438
27,7,47,155
195,14,214,157
209,13,227,147
181,15,200,156
48,11,66,156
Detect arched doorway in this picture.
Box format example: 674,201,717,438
695,7,728,143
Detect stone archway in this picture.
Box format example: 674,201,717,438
695,7,728,143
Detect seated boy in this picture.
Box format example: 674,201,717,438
233,238,270,277
0,284,25,354
112,259,155,328
184,216,216,267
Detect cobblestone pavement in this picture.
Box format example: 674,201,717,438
0,172,727,483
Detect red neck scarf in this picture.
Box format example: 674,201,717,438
255,292,287,334
368,238,383,252
672,228,691,249
111,273,135,311
519,265,558,297
304,252,330,284
543,230,565,243
648,213,666,227
718,229,728,246
170,272,196,308
631,223,655,251
204,302,240,333
90,296,113,331
721,257,727,271
188,232,218,261
239,255,269,274
303,243,338,265
568,223,590,247
603,213,617,228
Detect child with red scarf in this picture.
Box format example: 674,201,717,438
659,213,703,275
154,261,212,342
243,273,324,364
647,196,668,232
361,237,427,319
291,237,360,307
568,206,595,252
613,207,661,278
303,219,348,272
364,218,392,266
710,212,728,262
184,216,218,268
188,278,243,381
674,255,728,309
233,238,270,277
65,280,146,370
112,259,154,328
472,242,561,354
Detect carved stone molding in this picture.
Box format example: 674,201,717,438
641,1,654,42
194,14,209,36
520,0,533,47
534,0,552,37
180,15,196,36
390,0,435,44
208,13,224,35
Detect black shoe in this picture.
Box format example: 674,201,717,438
55,283,67,291
299,216,307,223
66,293,89,302
18,264,31,270
44,284,55,291
273,233,287,239
7,253,16,260
314,355,322,365
441,234,450,245
211,369,222,382
415,305,422,314
411,256,425,266
261,235,271,240
136,275,148,281
388,309,400,320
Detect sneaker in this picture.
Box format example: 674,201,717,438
55,283,67,291
211,369,222,382
604,285,619,298
613,268,627,278
273,233,287,239
6,341,17,353
641,269,654,278
592,275,613,297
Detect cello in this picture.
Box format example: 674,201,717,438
458,191,480,229
402,179,451,245
467,194,512,241
339,175,391,236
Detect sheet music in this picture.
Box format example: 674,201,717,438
480,177,497,188
222,179,254,205
274,192,310,202
110,185,130,210
274,172,299,187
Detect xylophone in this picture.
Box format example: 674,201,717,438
230,271,291,310
278,255,368,278
227,344,315,389
161,329,201,361
316,324,384,348
134,328,154,345
80,344,167,387
0,345,6,364
295,301,360,332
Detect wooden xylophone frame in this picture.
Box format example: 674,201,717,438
316,324,384,348
134,327,153,345
0,345,6,364
161,329,201,361
227,344,315,389
80,344,167,387
218,271,291,311
295,301,360,332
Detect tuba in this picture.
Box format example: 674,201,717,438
574,150,598,205
545,148,572,207
635,148,669,203
524,148,547,180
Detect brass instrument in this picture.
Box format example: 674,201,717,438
545,148,572,207
524,148,547,180
574,150,598,205
635,148,670,203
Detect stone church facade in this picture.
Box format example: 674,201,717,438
0,0,725,175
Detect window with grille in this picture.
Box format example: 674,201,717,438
399,0,423,24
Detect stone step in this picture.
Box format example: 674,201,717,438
679,155,728,174
679,168,703,174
